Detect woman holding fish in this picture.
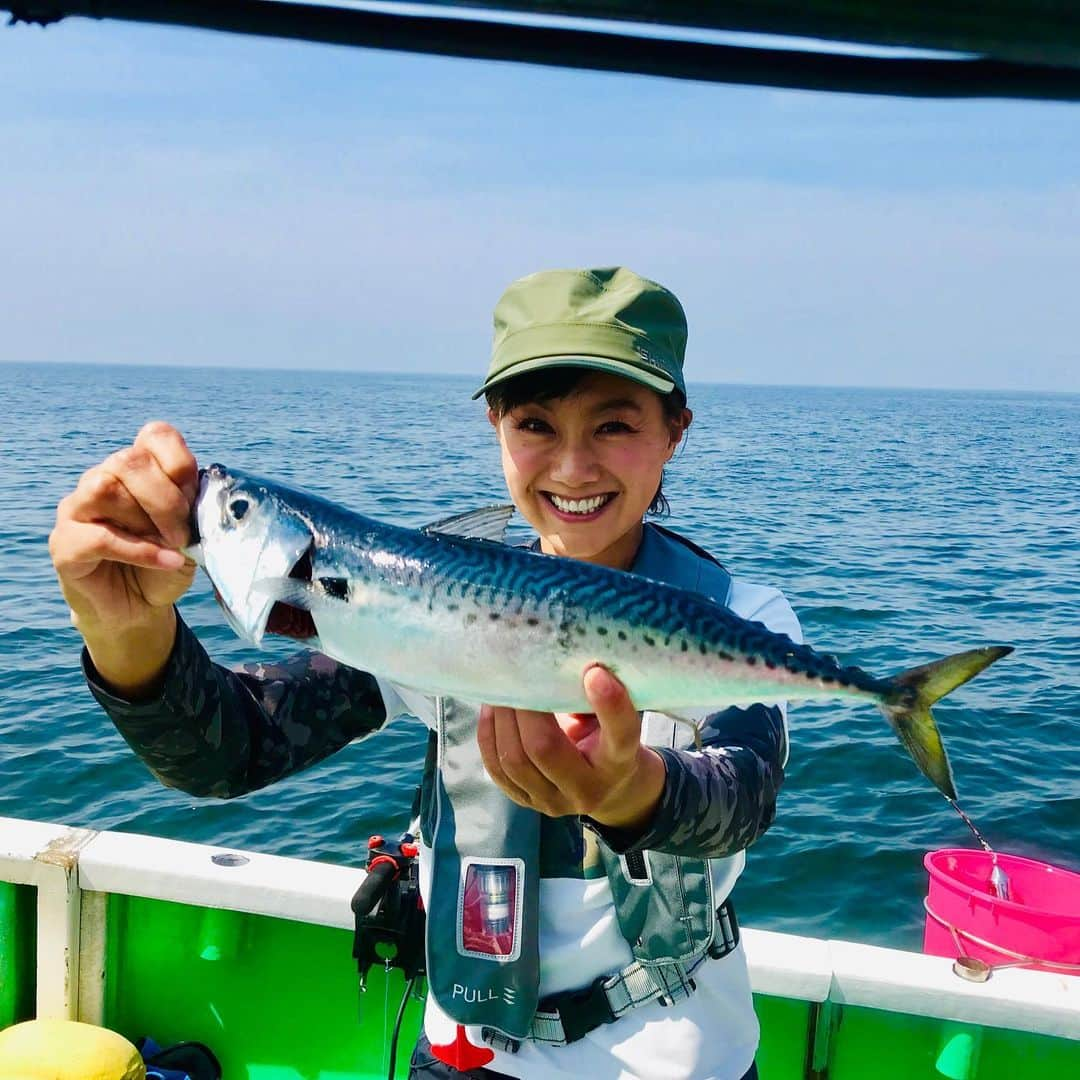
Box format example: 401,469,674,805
52,267,1006,1079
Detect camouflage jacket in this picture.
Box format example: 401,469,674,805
84,525,795,860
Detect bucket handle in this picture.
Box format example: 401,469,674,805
923,899,1080,976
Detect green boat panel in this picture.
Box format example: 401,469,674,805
828,1004,1080,1080
0,882,36,1029
750,994,813,1079
102,895,823,1078
104,894,424,1079
95,894,1080,1079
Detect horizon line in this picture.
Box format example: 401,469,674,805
3,358,1075,397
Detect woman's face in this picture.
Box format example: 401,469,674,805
489,371,690,569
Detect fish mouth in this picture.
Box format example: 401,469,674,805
182,470,211,561
265,541,318,640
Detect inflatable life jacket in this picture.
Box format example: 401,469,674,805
420,524,741,1050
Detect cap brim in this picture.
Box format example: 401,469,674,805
472,354,676,400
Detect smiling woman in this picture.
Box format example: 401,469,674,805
9,2,1079,1078
49,263,807,1079
479,268,693,569
484,365,690,519
487,368,690,566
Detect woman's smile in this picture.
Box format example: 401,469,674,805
490,371,690,569
541,490,618,521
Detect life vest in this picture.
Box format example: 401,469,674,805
418,524,738,1049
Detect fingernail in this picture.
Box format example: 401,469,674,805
584,664,620,701
160,549,186,570
584,663,608,685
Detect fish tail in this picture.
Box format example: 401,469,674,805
880,645,1014,801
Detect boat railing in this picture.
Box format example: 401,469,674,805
1,814,1077,1071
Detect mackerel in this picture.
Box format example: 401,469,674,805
186,464,1013,802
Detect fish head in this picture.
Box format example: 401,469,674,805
185,463,315,645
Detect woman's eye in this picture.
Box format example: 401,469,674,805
597,420,634,435
515,417,553,434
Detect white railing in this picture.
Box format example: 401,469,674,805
2,815,1078,1040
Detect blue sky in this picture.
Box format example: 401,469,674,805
2,11,1078,391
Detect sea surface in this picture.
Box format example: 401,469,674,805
2,363,1078,949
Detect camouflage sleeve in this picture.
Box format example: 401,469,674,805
83,612,387,799
588,703,786,858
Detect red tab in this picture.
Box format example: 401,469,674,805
430,1025,496,1071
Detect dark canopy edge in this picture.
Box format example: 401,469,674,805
6,0,1080,101
419,2,1080,71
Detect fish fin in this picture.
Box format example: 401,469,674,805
423,504,515,542
882,645,1013,802
659,712,704,751
180,543,204,567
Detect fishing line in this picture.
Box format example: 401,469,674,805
381,964,390,1078
948,798,992,852
387,974,418,1080
947,797,1010,899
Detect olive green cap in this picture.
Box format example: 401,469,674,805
472,267,687,401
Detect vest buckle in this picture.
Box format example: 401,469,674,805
542,975,617,1045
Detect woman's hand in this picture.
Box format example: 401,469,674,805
49,421,200,695
477,665,666,831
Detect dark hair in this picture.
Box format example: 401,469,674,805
484,368,687,517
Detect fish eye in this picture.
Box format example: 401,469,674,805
228,498,250,521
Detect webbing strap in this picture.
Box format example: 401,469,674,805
483,900,740,1051
532,955,702,1045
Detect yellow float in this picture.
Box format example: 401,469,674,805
0,1019,145,1080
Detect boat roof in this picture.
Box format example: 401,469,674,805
5,1,1080,101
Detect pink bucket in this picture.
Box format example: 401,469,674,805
924,849,1080,973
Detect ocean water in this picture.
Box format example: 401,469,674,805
2,362,1078,949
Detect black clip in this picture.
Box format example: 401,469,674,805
545,975,616,1045
708,898,741,960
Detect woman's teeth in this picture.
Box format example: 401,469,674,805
548,493,611,515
